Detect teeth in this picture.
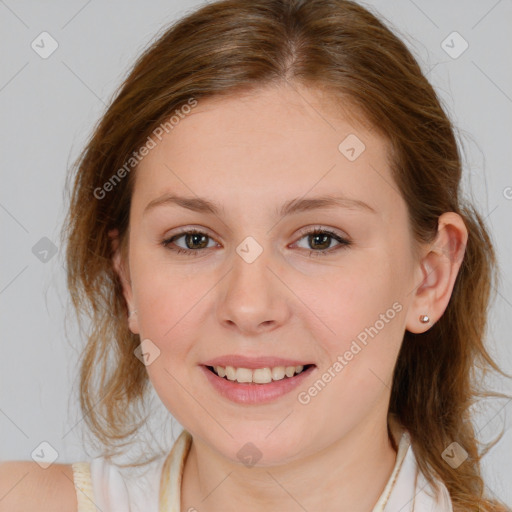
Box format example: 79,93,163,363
271,366,286,381
285,366,296,378
236,368,253,383
212,364,306,383
253,368,272,384
225,366,236,380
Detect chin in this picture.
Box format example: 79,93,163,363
207,424,310,467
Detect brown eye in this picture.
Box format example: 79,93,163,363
182,232,209,250
161,226,352,258
294,227,352,257
162,229,216,256
308,232,332,251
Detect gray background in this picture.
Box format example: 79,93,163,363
1,0,511,507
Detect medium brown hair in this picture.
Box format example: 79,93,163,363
61,1,511,509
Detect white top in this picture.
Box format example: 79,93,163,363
72,426,453,512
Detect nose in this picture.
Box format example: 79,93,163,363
216,242,291,336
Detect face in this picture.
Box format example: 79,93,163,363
115,83,424,466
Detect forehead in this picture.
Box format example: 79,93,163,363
132,84,402,223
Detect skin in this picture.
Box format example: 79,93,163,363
112,83,468,511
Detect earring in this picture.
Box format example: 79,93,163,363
128,310,137,318
419,314,430,324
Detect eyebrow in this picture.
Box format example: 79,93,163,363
143,193,377,217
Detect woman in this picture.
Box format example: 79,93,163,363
3,1,510,511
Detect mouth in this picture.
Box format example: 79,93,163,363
205,364,314,384
200,362,317,404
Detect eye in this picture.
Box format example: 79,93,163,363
293,226,352,257
161,226,352,257
161,228,218,257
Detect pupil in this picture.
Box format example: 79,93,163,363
187,233,208,249
310,233,329,250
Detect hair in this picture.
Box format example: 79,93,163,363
61,0,511,510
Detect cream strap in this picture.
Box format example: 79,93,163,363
71,461,97,512
159,430,193,512
372,430,412,511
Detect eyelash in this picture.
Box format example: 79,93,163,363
161,226,352,258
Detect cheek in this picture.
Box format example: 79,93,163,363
309,255,405,346
131,261,208,421
128,275,207,409
130,245,206,336
303,258,408,416
296,268,406,430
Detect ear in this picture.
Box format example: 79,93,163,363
406,212,468,334
109,228,139,335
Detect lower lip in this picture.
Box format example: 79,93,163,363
200,365,316,404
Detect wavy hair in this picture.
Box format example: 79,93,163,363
61,1,511,510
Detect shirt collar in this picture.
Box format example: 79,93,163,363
159,424,453,512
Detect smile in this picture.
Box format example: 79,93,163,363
207,364,309,383
201,363,316,404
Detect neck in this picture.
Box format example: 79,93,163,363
180,416,399,512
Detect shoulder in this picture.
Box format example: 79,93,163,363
0,461,76,512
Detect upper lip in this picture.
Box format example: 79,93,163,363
203,355,314,369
